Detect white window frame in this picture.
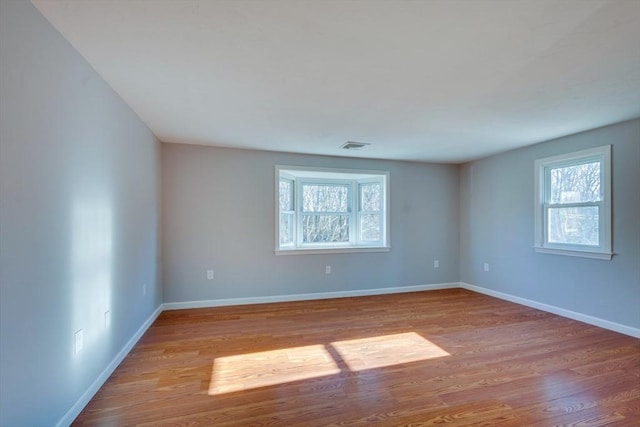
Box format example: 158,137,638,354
534,145,612,260
275,165,390,255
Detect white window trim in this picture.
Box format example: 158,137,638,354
534,145,612,260
275,165,390,255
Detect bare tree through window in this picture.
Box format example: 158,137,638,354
302,184,350,243
279,179,294,245
359,183,381,241
548,161,600,245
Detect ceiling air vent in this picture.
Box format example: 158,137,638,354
341,141,370,150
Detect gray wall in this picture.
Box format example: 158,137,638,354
0,2,162,426
460,119,640,329
162,144,460,303
1,2,637,425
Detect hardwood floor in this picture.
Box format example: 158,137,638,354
73,289,640,426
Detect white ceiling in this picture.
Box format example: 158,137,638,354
32,0,640,163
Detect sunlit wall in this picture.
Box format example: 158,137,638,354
0,2,162,425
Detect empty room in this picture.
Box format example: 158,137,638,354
1,0,639,426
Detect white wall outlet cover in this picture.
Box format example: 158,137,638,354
74,329,84,354
207,270,214,280
434,260,439,268
325,265,331,274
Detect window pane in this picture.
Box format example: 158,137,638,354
279,180,293,211
360,183,381,212
548,206,599,245
550,162,601,203
302,215,349,243
302,184,349,212
279,213,294,245
360,214,380,241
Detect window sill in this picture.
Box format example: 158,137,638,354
275,246,391,256
534,246,613,260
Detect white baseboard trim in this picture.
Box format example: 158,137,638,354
162,282,460,311
56,304,163,427
459,282,640,339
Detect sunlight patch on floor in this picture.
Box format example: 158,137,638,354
208,344,340,395
208,332,449,395
331,332,450,371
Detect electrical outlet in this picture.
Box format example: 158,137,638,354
142,283,147,296
74,329,84,354
104,310,111,329
207,270,214,280
484,262,490,272
325,265,331,274
434,260,439,268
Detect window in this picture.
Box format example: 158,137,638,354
276,166,389,254
534,145,612,260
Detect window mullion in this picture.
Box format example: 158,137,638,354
351,180,357,245
547,201,600,209
291,179,296,246
296,178,303,247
